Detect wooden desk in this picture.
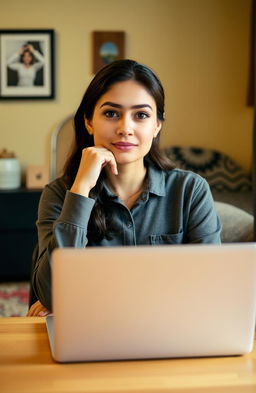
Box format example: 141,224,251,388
1,317,256,393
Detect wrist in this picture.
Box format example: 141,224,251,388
70,182,91,197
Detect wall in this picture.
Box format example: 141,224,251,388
0,0,253,174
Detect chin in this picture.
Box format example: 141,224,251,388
116,155,144,167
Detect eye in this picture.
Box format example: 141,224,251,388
104,110,119,119
135,111,150,120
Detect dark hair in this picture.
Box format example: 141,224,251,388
63,59,175,240
20,50,34,65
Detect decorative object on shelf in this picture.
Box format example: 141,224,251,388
92,31,125,73
26,164,49,189
0,148,21,189
0,29,55,100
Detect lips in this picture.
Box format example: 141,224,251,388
113,142,137,146
112,142,137,151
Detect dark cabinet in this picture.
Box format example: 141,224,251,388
0,189,41,281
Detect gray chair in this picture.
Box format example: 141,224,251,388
50,114,75,181
29,115,75,308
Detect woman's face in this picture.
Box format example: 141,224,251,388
85,80,162,167
23,51,33,65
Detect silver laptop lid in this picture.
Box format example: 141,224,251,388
49,244,256,362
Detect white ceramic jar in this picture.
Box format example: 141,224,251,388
0,158,21,189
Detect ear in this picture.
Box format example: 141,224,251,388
153,121,162,138
85,118,93,135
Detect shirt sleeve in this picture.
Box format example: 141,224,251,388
185,176,222,244
32,179,95,310
7,53,20,70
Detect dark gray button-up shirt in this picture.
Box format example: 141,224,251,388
33,166,221,309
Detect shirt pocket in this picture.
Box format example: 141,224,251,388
150,232,184,245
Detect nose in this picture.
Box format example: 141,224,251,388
116,115,134,136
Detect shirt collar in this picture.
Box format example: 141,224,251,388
146,165,166,196
100,165,166,198
101,180,117,199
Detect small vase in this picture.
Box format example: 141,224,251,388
0,158,21,189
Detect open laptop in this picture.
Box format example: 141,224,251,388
46,243,256,362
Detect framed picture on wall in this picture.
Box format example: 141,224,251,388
0,29,55,99
93,31,125,74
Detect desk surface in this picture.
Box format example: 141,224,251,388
1,317,256,393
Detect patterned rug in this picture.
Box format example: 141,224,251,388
0,282,29,317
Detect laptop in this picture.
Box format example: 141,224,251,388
46,243,256,362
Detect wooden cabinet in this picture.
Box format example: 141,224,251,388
0,189,41,281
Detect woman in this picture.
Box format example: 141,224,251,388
28,59,221,316
7,44,44,87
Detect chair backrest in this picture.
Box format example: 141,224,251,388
50,114,75,180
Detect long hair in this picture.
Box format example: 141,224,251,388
20,50,34,65
63,59,175,240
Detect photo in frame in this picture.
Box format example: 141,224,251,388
0,29,55,99
93,31,125,74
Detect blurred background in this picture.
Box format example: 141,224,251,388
0,0,253,316
0,0,253,173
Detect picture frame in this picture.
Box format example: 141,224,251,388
93,31,125,74
26,165,49,189
0,29,55,99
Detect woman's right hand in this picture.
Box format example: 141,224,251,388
70,146,118,197
27,300,51,317
26,44,34,52
18,46,25,55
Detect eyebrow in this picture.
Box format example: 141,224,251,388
100,101,153,111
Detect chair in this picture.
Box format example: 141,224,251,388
164,145,253,214
29,115,75,309
164,145,254,242
50,114,75,181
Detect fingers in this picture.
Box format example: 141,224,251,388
92,147,118,179
108,160,118,176
27,300,51,317
101,152,118,176
71,146,118,196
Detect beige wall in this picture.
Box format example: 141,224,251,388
0,0,253,174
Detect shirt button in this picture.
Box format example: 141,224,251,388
141,192,147,201
127,221,133,228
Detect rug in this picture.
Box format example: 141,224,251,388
0,282,29,317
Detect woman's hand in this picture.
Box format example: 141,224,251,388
18,46,25,55
71,146,118,197
27,300,51,317
26,44,34,52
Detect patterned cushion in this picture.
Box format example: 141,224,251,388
164,146,252,192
